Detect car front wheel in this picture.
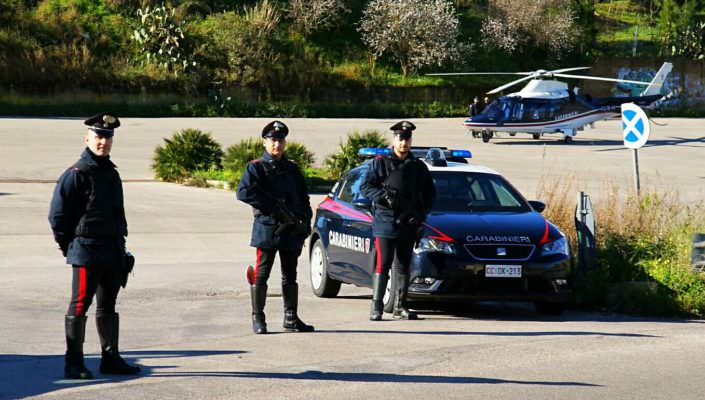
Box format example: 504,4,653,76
310,239,341,298
383,278,394,313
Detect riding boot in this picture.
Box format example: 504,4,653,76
282,283,314,332
96,313,141,375
251,284,268,334
369,273,388,321
393,272,418,320
64,315,93,379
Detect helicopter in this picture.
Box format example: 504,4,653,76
428,62,673,143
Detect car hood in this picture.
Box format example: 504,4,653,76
424,211,558,245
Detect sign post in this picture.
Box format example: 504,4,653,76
621,103,650,195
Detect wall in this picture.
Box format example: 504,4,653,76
581,57,705,108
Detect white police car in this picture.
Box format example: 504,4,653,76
309,147,572,314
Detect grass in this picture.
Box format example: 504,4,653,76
594,0,661,56
536,174,705,317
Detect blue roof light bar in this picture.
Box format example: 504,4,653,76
450,149,472,158
358,147,392,156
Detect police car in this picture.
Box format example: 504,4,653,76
309,147,572,314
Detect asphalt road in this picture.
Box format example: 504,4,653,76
1,118,704,399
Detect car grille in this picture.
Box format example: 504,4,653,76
463,244,535,261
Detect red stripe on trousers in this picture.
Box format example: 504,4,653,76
255,248,262,281
375,238,382,273
75,266,87,316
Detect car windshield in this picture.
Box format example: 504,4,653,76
430,171,530,212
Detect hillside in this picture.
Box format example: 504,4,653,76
0,0,701,117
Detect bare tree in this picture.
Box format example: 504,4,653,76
358,0,467,77
288,0,350,36
481,0,577,59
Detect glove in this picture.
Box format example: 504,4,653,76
58,241,69,257
384,189,400,210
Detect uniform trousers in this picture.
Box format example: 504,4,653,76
374,237,416,276
253,247,302,286
67,264,121,317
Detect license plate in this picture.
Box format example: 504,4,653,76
485,265,522,278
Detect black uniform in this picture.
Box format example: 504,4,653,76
48,113,139,380
236,120,314,334
360,121,436,320
470,101,481,117
49,148,127,317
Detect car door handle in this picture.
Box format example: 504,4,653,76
342,221,355,227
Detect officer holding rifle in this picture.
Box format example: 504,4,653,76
236,120,314,334
361,120,436,321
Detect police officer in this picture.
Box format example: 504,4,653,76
48,113,140,379
470,96,482,117
236,120,314,334
360,121,436,321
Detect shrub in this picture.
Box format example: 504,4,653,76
284,141,315,170
324,129,388,180
287,0,350,36
152,128,224,182
223,138,263,173
196,0,282,88
535,175,705,317
223,137,315,174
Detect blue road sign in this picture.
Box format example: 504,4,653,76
621,103,650,149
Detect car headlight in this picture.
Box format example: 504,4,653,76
414,238,456,254
541,236,569,256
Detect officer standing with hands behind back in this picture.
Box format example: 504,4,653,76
361,121,436,321
237,120,314,335
49,113,140,380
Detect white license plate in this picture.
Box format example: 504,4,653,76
485,265,522,278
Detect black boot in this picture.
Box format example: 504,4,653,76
393,272,418,320
96,313,141,375
370,273,388,321
282,283,314,332
64,315,93,380
251,284,267,334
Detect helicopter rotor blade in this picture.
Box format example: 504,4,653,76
554,73,653,86
550,67,591,74
425,72,533,76
486,75,537,94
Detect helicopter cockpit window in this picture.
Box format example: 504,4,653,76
481,101,502,120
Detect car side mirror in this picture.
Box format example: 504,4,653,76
352,198,371,211
529,200,546,213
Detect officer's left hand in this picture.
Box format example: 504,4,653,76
59,241,69,257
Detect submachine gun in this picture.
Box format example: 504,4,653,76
272,198,310,238
383,186,424,227
253,183,310,238
381,161,426,232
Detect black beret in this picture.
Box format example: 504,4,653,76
84,113,120,137
261,120,288,139
390,120,415,139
